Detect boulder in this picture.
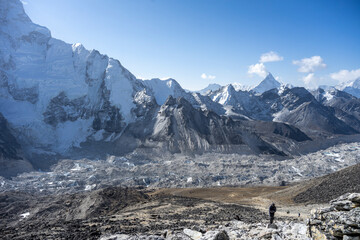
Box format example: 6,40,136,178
213,230,230,240
268,223,278,229
183,229,202,240
308,193,360,240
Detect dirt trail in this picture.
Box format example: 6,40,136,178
153,185,327,219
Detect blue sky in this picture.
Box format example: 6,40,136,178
23,0,360,90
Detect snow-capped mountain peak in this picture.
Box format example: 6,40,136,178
231,82,253,92
341,77,360,89
337,77,360,98
0,0,151,154
142,78,186,105
197,83,222,95
252,73,281,93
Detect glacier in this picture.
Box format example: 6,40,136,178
1,0,360,176
0,0,149,155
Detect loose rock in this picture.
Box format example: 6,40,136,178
308,193,360,240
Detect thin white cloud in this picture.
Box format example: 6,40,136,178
201,73,216,80
330,68,360,83
21,0,28,5
293,56,326,73
248,63,268,78
260,51,284,63
303,73,315,85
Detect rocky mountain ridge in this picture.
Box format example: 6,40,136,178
1,0,360,177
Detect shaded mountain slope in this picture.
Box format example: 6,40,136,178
140,96,289,155
293,163,360,203
0,113,33,178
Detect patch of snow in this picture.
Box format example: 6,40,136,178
125,162,135,167
232,82,252,92
196,83,222,95
212,85,232,105
143,78,184,105
223,105,251,120
334,158,344,162
323,91,334,101
323,152,340,158
20,212,30,218
55,118,94,152
104,59,135,122
84,184,96,191
71,163,82,171
291,166,303,177
134,89,153,104
273,108,291,122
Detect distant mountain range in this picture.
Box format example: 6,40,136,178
1,0,360,177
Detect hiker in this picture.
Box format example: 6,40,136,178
269,203,276,224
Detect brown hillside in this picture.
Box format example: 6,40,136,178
293,163,360,203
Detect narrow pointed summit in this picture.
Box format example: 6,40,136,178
252,73,281,93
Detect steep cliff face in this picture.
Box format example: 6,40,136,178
0,0,155,157
0,0,298,163
0,113,33,178
3,0,360,178
144,96,310,155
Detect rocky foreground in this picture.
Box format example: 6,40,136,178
0,187,269,239
309,193,360,240
2,186,359,240
101,193,360,240
101,220,309,240
1,164,359,239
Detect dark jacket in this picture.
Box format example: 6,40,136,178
269,204,276,215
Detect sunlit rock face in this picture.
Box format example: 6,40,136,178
1,0,360,177
308,193,360,240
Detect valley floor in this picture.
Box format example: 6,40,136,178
1,142,359,239
154,186,327,220
0,185,322,240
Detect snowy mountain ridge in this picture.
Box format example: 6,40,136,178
0,0,153,155
196,73,282,96
1,0,360,177
337,77,360,98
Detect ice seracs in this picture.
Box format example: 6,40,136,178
0,0,148,155
1,0,360,178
